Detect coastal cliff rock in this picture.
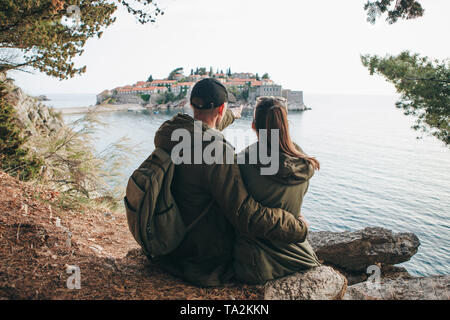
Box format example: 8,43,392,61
264,266,347,300
308,227,420,272
344,275,450,300
0,73,63,137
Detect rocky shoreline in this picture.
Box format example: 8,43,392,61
56,99,311,116
264,227,448,300
55,103,145,115
55,100,189,115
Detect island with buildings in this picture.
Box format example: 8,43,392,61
95,68,309,114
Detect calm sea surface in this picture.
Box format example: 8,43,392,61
57,93,450,277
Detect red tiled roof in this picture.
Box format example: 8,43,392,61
140,86,168,91
117,86,168,92
224,82,244,86
228,78,254,82
150,80,177,84
117,88,133,92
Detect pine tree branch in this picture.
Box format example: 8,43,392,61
403,77,450,84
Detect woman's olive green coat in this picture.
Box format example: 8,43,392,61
234,143,321,284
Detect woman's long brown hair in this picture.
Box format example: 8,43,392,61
254,97,320,170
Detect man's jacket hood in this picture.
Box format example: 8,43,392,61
154,113,196,152
154,112,230,153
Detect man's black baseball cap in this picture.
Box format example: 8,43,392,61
190,78,236,110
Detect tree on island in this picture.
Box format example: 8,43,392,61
0,0,163,79
197,67,207,76
157,91,180,104
361,1,449,146
147,74,153,82
141,94,151,102
262,73,270,80
168,67,183,80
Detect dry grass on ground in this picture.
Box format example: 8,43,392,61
0,171,263,299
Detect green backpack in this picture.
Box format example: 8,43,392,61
124,147,211,259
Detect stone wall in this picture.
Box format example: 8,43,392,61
282,90,304,105
113,93,145,105
248,85,283,101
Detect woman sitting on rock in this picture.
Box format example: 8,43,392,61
234,96,321,284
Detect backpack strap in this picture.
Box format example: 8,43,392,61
185,199,215,233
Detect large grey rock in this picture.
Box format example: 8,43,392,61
339,264,413,286
47,117,62,132
344,275,450,300
308,227,420,272
34,95,50,101
1,75,64,137
264,266,347,300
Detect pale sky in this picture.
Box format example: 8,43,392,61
10,0,450,96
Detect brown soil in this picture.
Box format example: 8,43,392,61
0,171,263,300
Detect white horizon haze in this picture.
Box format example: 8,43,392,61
9,0,450,96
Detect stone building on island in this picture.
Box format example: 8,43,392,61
248,84,282,101
281,89,306,111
